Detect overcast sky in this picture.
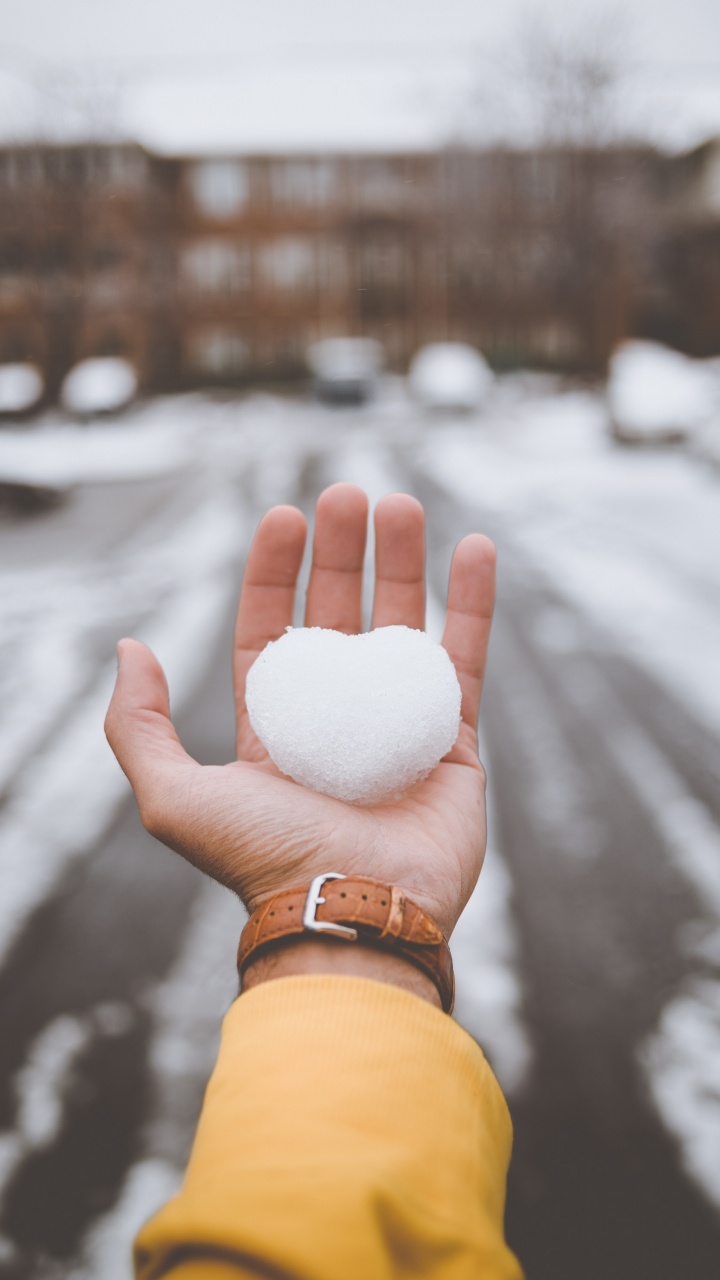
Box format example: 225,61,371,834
2,0,720,151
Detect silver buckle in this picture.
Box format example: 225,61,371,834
303,873,358,941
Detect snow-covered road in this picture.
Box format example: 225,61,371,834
0,381,719,1278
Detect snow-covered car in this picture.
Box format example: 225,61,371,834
607,340,716,445
307,338,382,404
408,343,493,412
0,363,44,417
60,357,139,417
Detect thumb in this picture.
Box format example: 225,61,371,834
105,638,198,833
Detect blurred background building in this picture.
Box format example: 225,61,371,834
1,137,720,401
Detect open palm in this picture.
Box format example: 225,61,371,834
105,485,496,940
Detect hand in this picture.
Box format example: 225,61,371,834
105,485,495,946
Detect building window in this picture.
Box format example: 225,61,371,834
188,329,249,375
270,160,335,208
261,238,315,293
190,161,249,218
183,240,252,294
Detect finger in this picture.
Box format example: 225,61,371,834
234,505,307,751
371,493,426,630
105,638,198,834
441,535,496,729
304,483,368,633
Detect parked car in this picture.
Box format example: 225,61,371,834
307,338,382,404
408,343,493,412
0,363,44,417
0,478,65,516
60,357,138,417
607,340,716,445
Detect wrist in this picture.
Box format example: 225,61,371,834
238,874,455,1011
241,935,443,1009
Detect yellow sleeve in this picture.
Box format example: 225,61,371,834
135,975,523,1280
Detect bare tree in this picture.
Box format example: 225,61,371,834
515,10,630,147
33,64,126,142
0,43,127,143
462,8,632,149
446,10,645,371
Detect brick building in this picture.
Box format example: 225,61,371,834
0,138,718,401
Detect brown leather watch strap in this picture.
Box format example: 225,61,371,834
237,873,455,1014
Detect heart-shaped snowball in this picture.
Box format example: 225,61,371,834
246,625,461,804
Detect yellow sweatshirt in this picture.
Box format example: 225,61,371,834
135,975,523,1280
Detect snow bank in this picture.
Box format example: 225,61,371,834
0,422,193,488
641,978,720,1211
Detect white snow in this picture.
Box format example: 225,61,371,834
0,420,194,488
0,1003,135,1210
246,625,461,803
0,1015,91,1200
409,343,493,412
690,415,720,469
0,363,44,414
60,358,138,416
641,978,720,1212
452,731,533,1095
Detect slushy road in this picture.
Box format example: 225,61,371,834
0,383,719,1279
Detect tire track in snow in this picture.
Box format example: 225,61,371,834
0,489,248,970
543,645,720,1214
